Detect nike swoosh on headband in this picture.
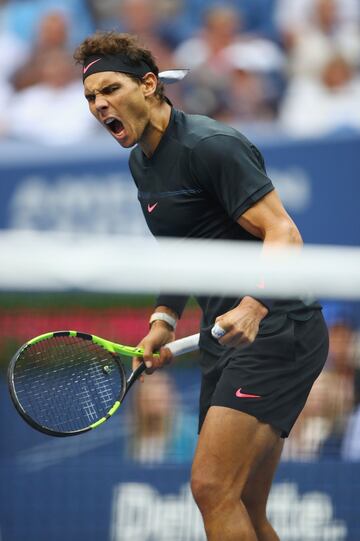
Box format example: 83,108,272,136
83,58,102,74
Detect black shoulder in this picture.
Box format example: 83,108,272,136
188,127,273,220
173,109,242,148
174,110,266,169
191,132,267,174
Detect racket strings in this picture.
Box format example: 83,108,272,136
13,336,125,433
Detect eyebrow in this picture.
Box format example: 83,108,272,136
84,82,120,97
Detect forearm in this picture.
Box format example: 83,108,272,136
250,220,303,311
262,218,303,249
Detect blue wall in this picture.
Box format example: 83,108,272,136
1,132,359,245
1,459,357,541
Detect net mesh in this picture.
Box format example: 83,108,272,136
0,233,359,541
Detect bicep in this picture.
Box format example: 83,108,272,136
237,190,302,245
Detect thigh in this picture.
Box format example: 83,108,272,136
192,405,281,496
242,437,284,519
198,364,222,433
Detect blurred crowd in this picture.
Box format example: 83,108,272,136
282,302,360,462
1,0,360,145
124,370,198,464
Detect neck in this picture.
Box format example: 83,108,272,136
139,100,172,158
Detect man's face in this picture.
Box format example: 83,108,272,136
84,71,152,148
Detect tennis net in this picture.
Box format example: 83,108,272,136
0,231,359,541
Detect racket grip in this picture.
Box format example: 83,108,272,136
211,323,227,340
166,333,200,356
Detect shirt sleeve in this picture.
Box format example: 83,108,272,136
189,134,274,220
155,294,189,318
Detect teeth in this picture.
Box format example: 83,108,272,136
105,118,115,125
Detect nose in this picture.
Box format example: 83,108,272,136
95,94,109,112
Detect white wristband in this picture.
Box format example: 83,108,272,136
149,312,177,330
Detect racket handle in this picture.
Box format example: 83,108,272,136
211,323,227,340
166,333,200,356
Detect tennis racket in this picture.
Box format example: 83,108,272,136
8,330,199,437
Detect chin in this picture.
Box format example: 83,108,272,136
117,138,137,149
110,131,137,148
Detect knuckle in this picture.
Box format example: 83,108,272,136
152,359,161,369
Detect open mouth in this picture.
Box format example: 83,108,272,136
104,117,124,136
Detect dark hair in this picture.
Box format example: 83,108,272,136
74,31,166,101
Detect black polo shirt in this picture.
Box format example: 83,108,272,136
129,108,320,356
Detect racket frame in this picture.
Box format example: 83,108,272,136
8,330,148,437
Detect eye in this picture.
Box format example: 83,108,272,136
85,94,95,103
102,85,120,95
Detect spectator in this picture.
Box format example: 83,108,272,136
342,402,360,461
283,303,359,460
218,39,285,124
93,0,187,47
284,0,360,79
12,9,71,91
275,0,359,50
106,0,175,70
329,302,360,461
5,48,98,145
235,0,279,41
324,302,360,407
178,0,279,42
282,370,352,460
125,371,198,464
0,82,12,137
0,5,28,131
1,0,93,46
0,17,28,83
279,51,360,138
175,4,285,121
325,303,358,377
174,4,242,71
155,0,200,45
173,5,244,117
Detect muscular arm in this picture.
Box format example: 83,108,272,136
238,189,303,248
215,190,303,347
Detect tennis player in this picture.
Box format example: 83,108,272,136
75,32,329,541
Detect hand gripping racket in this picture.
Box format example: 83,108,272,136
8,330,199,437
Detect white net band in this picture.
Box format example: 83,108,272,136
1,230,359,299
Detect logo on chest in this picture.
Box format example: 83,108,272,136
147,202,158,213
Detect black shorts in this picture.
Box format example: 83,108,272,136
198,311,329,438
